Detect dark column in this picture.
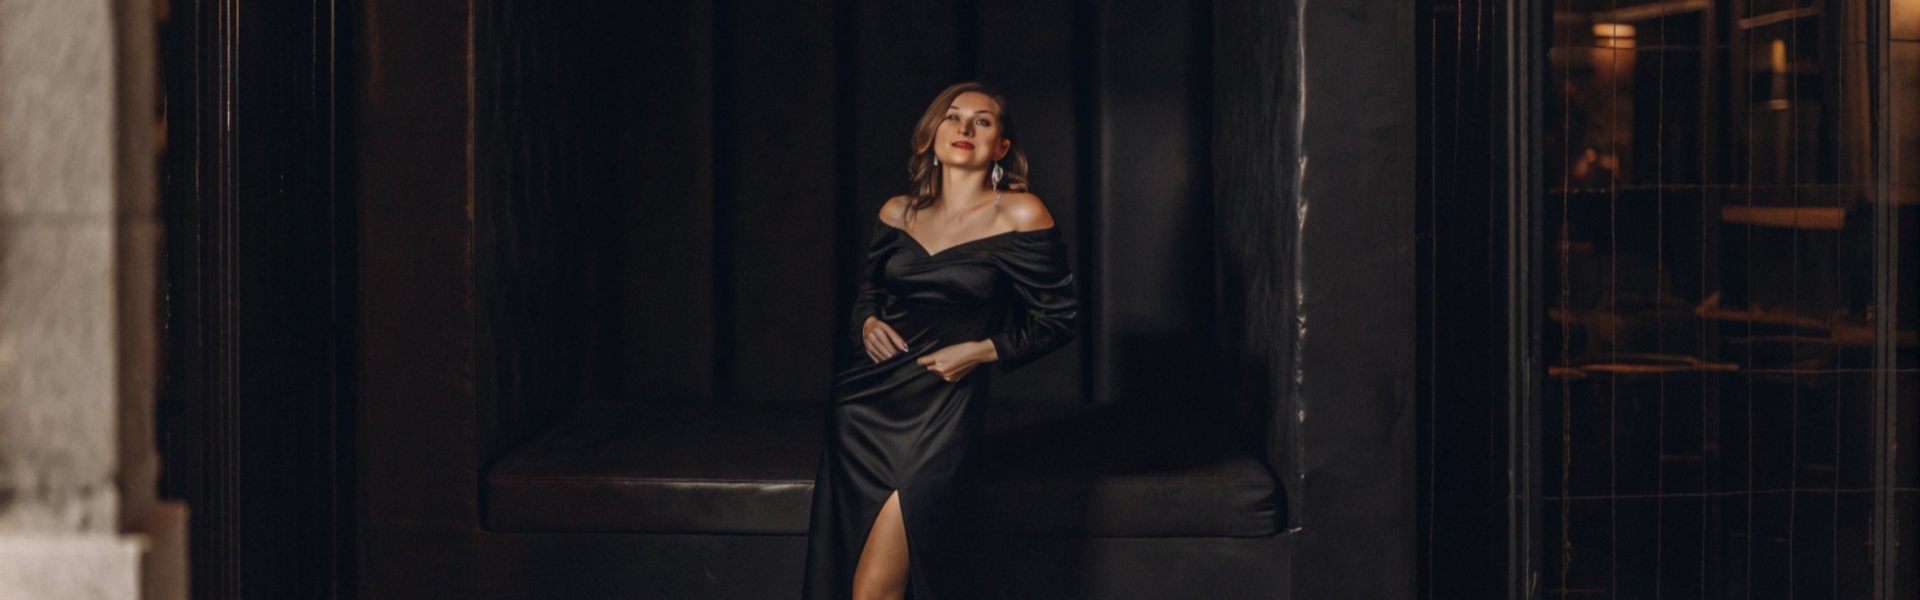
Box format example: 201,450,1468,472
156,0,355,596
355,0,481,597
1216,0,1417,597
1288,0,1417,596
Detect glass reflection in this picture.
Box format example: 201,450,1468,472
1542,0,1909,597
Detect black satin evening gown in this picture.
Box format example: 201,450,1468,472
801,215,1078,600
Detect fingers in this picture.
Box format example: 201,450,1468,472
864,321,910,363
865,325,907,362
945,363,974,382
883,326,908,352
915,355,974,382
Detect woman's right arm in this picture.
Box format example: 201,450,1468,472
849,275,887,345
851,198,910,357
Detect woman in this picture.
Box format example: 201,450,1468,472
802,82,1079,600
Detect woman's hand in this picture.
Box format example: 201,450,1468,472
861,316,910,362
917,340,998,382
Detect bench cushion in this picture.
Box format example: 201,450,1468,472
485,401,1282,537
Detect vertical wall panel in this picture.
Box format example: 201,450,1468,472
157,0,356,595
357,0,483,595
974,0,1085,403
616,0,716,403
1214,0,1296,490
724,0,840,403
1414,0,1508,597
1288,0,1418,593
475,0,621,455
851,1,958,229
1099,0,1217,405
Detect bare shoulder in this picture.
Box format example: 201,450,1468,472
997,192,1056,231
879,195,910,228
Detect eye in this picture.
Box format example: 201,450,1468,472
976,118,991,127
945,114,959,121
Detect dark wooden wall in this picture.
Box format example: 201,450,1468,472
472,1,624,460
1215,0,1417,598
460,1,1416,597
350,0,1238,596
151,0,1416,597
355,0,476,597
469,0,1223,457
157,0,355,598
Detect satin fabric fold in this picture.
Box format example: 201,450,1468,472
804,218,1078,600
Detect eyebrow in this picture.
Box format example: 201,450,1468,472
946,105,999,118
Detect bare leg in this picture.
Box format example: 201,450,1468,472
851,490,909,600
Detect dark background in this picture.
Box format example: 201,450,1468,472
147,0,1632,597
470,0,1222,457
1416,0,1920,598
158,0,1920,598
153,0,1293,596
157,0,355,597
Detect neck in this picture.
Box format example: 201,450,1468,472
938,166,995,209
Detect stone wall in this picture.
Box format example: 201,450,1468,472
0,0,185,597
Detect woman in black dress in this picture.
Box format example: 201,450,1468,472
802,82,1079,600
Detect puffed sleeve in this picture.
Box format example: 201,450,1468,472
848,219,897,345
987,227,1079,375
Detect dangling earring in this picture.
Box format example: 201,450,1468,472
990,161,1004,189
932,154,941,167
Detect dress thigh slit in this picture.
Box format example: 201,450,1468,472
852,488,918,599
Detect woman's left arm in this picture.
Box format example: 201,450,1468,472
916,234,1076,381
984,228,1078,375
917,198,1078,381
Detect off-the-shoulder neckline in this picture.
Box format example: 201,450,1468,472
878,222,1058,258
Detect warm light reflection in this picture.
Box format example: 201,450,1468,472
1590,22,1635,38
1895,0,1920,38
1525,0,1910,596
1591,22,1636,49
1766,39,1791,110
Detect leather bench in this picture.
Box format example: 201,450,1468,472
484,400,1284,538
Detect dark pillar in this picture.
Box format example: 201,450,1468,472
1216,0,1415,597
354,0,480,597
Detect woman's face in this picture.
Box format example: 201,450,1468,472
933,91,1011,170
